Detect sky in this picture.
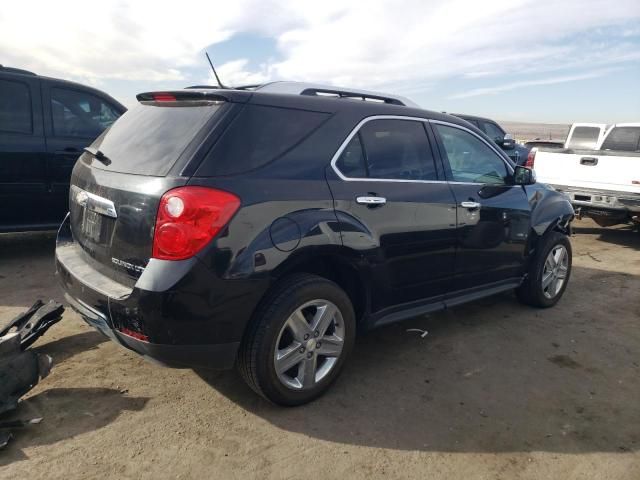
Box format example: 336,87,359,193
1,0,639,123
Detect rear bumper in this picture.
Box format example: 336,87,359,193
61,291,239,369
55,214,265,370
551,185,640,216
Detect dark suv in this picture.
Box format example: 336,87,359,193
452,113,531,165
0,65,125,232
55,82,574,405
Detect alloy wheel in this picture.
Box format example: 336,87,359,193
542,244,569,299
273,299,345,390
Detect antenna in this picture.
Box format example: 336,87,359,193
205,52,226,89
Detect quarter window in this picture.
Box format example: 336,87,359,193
435,124,508,185
0,79,32,134
336,119,438,180
51,88,120,138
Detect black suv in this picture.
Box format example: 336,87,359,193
55,83,574,405
0,66,125,232
452,113,531,165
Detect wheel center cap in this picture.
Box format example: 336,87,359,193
306,339,317,351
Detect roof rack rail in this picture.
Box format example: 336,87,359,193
0,65,36,76
254,81,419,107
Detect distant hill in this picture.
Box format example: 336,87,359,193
499,121,570,142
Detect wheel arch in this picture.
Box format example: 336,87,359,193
526,187,575,257
268,246,371,329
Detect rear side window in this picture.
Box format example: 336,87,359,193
335,134,367,177
600,127,640,152
0,79,32,134
199,105,330,176
566,126,602,149
90,102,222,176
51,87,121,138
336,119,438,181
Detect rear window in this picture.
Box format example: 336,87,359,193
197,104,330,176
89,102,222,176
0,79,32,134
566,126,602,149
600,127,640,152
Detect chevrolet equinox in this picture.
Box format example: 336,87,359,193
56,82,574,405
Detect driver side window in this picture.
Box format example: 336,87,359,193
482,121,505,142
435,124,508,185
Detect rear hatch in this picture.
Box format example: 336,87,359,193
68,92,229,285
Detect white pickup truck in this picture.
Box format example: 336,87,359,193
530,123,640,227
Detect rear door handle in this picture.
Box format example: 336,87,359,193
460,201,481,210
356,196,387,206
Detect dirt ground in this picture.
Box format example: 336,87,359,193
0,219,638,480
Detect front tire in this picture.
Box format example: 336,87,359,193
517,231,572,308
238,274,356,406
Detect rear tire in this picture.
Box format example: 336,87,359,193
238,273,356,406
517,231,572,308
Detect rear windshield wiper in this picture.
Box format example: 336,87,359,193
83,147,111,166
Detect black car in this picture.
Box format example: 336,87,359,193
55,82,574,405
0,65,126,232
452,113,531,165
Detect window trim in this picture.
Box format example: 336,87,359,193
330,115,513,184
0,78,34,135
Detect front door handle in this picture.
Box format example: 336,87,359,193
356,196,387,206
460,201,481,210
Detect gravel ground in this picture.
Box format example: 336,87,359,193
0,219,638,480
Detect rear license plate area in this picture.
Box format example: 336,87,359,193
81,209,103,242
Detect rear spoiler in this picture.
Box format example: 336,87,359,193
136,90,229,103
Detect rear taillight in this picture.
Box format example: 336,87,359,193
525,148,536,168
152,187,240,261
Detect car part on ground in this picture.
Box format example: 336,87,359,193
55,81,574,405
0,300,62,449
0,300,65,349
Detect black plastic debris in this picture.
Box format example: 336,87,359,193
0,300,63,449
0,431,11,449
0,300,65,349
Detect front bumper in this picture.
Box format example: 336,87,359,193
54,215,262,370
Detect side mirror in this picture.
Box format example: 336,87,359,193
500,133,515,150
513,165,536,185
